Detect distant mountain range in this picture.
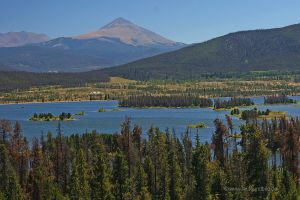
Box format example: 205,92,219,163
75,17,178,46
4,22,300,91
3,20,300,81
0,31,49,47
0,18,185,72
102,23,300,80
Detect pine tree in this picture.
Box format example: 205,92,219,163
157,156,170,200
277,169,299,200
282,121,299,182
150,128,170,200
192,141,210,200
144,155,155,198
210,165,227,200
212,119,227,167
169,149,183,200
9,121,29,189
182,131,193,197
134,161,149,197
91,145,113,200
167,135,183,200
0,120,12,143
69,159,81,200
226,152,249,199
240,123,257,153
69,150,90,200
54,123,70,194
5,168,24,200
225,115,234,156
29,138,64,200
132,124,143,163
245,129,270,199
0,144,24,200
266,119,280,169
112,152,129,200
119,118,137,177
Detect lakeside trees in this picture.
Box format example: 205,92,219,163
0,117,299,199
119,95,213,108
214,97,254,109
0,71,110,92
264,95,297,104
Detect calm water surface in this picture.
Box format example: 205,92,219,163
1,96,300,142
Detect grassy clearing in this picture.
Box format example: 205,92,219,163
109,76,136,83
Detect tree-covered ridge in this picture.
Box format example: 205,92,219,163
214,97,254,109
0,116,299,199
101,23,300,80
264,95,297,104
119,95,213,108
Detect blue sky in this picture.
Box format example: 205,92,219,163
1,0,300,43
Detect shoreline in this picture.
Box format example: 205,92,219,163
0,96,298,107
0,99,118,106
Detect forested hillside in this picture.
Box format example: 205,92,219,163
0,117,299,199
0,71,109,92
102,23,300,80
0,46,111,72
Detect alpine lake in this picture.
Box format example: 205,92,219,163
1,96,300,142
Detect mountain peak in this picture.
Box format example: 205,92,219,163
101,17,134,29
75,18,179,46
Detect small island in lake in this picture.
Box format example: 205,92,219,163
30,112,75,121
98,108,107,112
75,111,85,116
187,122,206,129
112,108,122,111
230,108,286,120
98,107,122,112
